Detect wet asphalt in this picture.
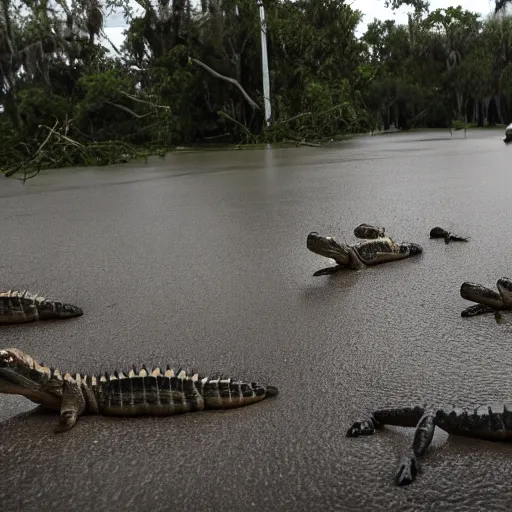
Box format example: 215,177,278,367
2,129,512,511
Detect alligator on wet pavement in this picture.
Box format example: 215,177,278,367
306,228,423,276
460,278,512,322
429,227,469,244
346,403,512,486
0,348,279,432
0,290,83,325
504,123,512,143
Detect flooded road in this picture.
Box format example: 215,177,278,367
2,129,512,511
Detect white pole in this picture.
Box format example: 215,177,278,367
257,0,271,126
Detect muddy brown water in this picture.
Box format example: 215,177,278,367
2,130,512,511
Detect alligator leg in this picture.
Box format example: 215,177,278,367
495,311,507,324
429,227,469,244
56,377,86,433
461,304,497,317
497,278,512,308
448,234,469,243
313,264,345,276
491,278,512,323
395,410,436,486
312,248,365,275
346,246,365,270
444,232,469,244
346,406,437,486
346,406,426,437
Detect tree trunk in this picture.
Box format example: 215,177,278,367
477,99,484,127
483,97,491,125
495,95,504,124
4,89,23,131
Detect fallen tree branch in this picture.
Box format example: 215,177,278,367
101,30,122,56
203,132,232,140
5,119,59,177
2,114,177,182
189,57,260,111
119,91,171,110
285,138,320,148
218,110,258,142
104,100,153,119
277,112,312,124
38,124,83,146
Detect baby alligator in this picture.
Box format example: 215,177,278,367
347,403,512,486
429,227,469,244
0,348,278,432
504,123,512,144
307,230,423,276
0,290,83,324
460,278,512,320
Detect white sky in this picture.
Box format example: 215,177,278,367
350,0,496,35
102,0,498,50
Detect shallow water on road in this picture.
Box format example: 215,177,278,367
2,130,512,510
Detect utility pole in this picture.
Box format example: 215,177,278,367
257,0,272,126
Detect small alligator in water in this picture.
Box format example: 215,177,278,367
346,403,512,486
429,227,469,244
0,290,83,325
460,278,512,321
0,348,278,432
307,230,423,276
504,122,512,143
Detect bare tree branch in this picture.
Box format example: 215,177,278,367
5,119,60,177
277,112,312,124
189,57,260,110
104,100,153,118
218,110,257,141
101,31,122,55
119,90,171,109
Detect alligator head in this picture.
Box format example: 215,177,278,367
460,282,506,310
0,348,63,409
306,232,350,265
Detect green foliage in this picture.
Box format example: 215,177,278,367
74,69,135,130
3,0,512,178
17,87,70,131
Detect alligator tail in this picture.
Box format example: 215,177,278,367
197,376,279,409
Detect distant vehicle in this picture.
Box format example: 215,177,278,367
504,122,512,144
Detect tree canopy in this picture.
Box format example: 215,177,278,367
1,0,512,176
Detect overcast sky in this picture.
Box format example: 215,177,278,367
102,0,498,50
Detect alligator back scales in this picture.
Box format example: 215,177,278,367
82,367,274,415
